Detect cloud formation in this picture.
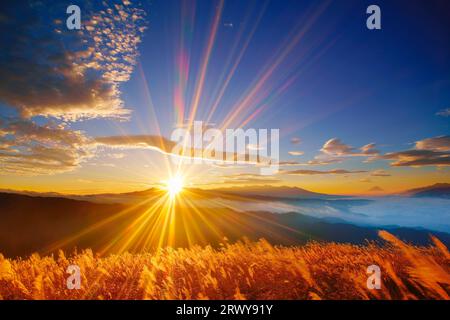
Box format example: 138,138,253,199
0,118,92,175
278,156,344,167
0,1,146,121
436,108,450,117
288,151,304,156
379,150,450,167
220,173,281,185
0,1,147,176
94,134,274,167
282,169,367,175
321,138,379,157
415,135,450,152
306,156,344,166
377,136,450,167
370,169,391,177
94,135,176,154
294,138,380,167
320,138,354,156
279,161,302,166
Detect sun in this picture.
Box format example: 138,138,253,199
165,175,184,197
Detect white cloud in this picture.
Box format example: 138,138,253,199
436,108,450,117
288,151,304,156
0,1,146,121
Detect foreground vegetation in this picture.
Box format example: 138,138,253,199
0,231,449,300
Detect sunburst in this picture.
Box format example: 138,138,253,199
165,175,184,197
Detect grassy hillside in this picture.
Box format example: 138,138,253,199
0,232,449,300
1,192,450,258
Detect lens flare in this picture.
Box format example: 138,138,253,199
165,175,184,197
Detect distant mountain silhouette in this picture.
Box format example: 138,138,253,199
403,183,450,198
206,185,338,200
0,186,336,204
368,186,384,193
1,192,448,258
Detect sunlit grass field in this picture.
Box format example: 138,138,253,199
0,231,448,300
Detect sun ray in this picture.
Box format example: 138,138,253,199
165,175,185,197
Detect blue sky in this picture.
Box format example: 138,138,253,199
76,0,450,152
0,0,449,194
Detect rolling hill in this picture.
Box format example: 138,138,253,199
1,191,449,258
403,183,450,198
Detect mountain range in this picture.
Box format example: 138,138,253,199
401,183,450,198
1,184,449,258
